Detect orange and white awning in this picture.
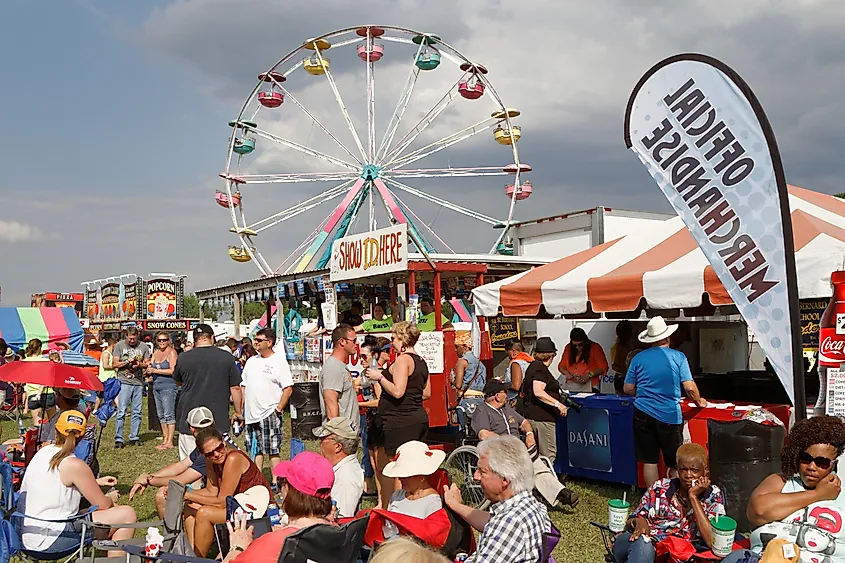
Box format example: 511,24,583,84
473,186,845,317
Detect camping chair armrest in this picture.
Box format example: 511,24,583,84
11,505,99,524
122,544,219,562
91,519,165,529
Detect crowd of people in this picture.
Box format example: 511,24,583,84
4,307,842,563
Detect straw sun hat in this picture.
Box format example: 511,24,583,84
383,441,446,479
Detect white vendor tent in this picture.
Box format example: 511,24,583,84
473,185,845,317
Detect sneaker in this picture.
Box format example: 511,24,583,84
557,488,579,508
130,440,142,447
114,442,124,449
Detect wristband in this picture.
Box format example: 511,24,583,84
378,375,385,383
231,546,245,553
525,431,534,435
553,400,560,409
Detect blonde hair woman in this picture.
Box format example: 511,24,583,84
23,338,55,423
17,410,137,557
370,537,450,563
365,321,431,501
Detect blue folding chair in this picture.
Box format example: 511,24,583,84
11,505,99,562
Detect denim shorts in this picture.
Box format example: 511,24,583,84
153,377,178,424
37,519,93,557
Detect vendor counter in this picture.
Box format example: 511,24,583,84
553,394,790,491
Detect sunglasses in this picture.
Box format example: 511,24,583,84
254,338,268,343
203,443,226,458
157,339,169,343
572,342,585,348
798,451,835,469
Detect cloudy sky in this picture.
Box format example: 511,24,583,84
2,0,844,305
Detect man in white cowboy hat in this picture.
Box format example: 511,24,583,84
313,416,364,519
624,316,707,487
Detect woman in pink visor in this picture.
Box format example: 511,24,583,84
223,451,336,562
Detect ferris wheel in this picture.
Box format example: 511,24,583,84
218,25,532,276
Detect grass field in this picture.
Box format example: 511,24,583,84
6,402,635,562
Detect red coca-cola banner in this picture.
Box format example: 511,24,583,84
819,328,845,366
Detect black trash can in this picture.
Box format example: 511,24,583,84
290,382,323,441
707,419,785,533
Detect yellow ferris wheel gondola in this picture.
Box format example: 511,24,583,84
228,246,252,263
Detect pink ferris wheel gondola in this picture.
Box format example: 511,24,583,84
215,190,242,208
505,180,532,201
458,63,487,100
258,71,286,108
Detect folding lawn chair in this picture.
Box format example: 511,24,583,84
92,480,188,555
12,504,101,563
591,521,620,563
279,515,370,563
0,384,23,422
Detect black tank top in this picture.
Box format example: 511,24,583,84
378,353,429,427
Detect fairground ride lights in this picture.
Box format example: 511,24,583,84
640,77,777,303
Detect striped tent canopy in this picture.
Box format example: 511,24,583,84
0,307,85,353
473,186,845,317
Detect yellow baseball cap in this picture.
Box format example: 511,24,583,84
55,410,87,436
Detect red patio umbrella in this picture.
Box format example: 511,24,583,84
0,361,104,392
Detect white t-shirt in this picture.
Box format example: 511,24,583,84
332,455,364,518
387,489,443,519
241,352,294,424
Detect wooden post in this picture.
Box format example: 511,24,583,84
408,271,416,295
233,294,242,338
434,270,442,331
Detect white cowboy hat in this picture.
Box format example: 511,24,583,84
638,316,679,344
233,485,270,518
383,441,446,479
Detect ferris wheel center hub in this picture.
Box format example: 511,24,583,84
360,164,382,181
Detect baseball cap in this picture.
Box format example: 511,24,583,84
379,343,392,353
187,406,215,429
483,379,509,397
55,410,87,436
193,324,215,339
273,452,334,498
312,416,358,440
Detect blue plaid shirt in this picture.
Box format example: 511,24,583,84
467,491,550,562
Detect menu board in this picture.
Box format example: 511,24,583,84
826,367,845,417
488,315,520,351
801,298,828,351
146,278,178,319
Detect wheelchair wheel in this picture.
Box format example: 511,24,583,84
444,445,490,510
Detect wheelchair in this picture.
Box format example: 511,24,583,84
442,403,491,511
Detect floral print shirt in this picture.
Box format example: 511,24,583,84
633,478,726,542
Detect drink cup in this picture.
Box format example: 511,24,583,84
608,499,630,533
144,526,164,557
710,515,737,557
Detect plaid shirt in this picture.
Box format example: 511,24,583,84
633,478,725,542
467,491,550,563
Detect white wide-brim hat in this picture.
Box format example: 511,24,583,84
383,441,446,479
233,485,270,518
638,316,679,344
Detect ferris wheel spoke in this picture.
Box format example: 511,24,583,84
385,166,508,180
365,29,376,162
247,180,354,232
376,40,424,162
249,126,360,172
379,75,466,166
238,172,358,184
276,84,363,165
313,46,368,161
381,177,502,225
385,120,497,171
386,187,455,253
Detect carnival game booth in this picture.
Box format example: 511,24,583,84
0,307,86,353
472,185,845,487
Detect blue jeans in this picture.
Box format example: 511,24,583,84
115,383,143,442
613,532,656,563
360,413,374,479
153,377,178,424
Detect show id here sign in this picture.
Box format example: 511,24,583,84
330,224,408,282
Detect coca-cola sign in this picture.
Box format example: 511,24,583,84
819,328,845,366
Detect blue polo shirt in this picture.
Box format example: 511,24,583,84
624,347,692,425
